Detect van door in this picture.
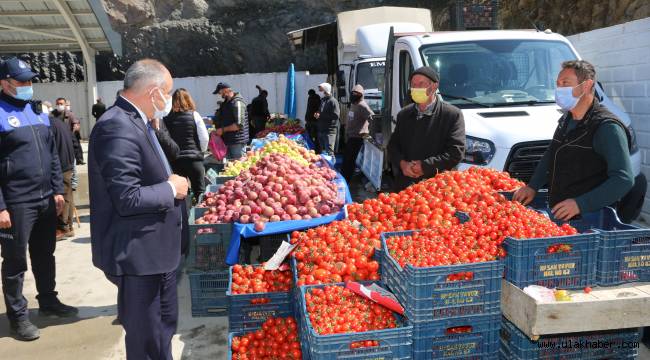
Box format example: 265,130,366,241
392,45,415,130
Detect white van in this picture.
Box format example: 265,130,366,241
369,29,645,220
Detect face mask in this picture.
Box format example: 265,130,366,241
65,105,71,111
56,104,65,112
152,88,172,119
410,87,430,104
555,81,585,111
350,93,362,103
12,85,34,101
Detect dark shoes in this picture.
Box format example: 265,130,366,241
10,320,40,341
39,301,79,318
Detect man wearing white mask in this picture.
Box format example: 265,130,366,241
513,60,634,221
387,66,465,192
88,59,188,359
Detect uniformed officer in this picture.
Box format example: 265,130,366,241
0,57,78,341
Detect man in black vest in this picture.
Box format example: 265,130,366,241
213,82,249,159
514,60,634,221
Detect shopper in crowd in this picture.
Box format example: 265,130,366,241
89,59,188,360
164,88,209,200
0,57,78,341
388,66,466,192
66,100,84,164
250,85,270,137
92,98,106,120
50,97,84,165
50,100,77,240
42,100,52,114
315,82,339,155
213,82,249,160
305,89,321,151
342,84,372,182
514,60,635,221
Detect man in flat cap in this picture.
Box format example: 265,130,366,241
213,82,249,159
388,66,466,192
0,57,78,341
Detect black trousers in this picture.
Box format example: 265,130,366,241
108,272,178,360
73,131,84,163
0,197,58,322
306,122,319,153
342,137,364,182
172,160,205,200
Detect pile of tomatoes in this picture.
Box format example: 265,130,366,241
304,285,399,335
292,221,381,285
230,316,302,359
230,264,293,294
291,167,578,280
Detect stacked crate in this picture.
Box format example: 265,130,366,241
380,231,503,359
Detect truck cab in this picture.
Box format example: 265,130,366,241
373,29,644,220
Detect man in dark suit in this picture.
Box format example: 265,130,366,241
88,59,188,359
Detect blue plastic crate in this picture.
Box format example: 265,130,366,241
591,208,650,286
298,283,413,360
189,269,229,317
503,229,598,289
188,207,233,271
226,265,293,332
412,313,501,359
500,317,640,359
380,231,503,323
500,190,549,210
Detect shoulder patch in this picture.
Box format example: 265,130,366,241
7,116,20,127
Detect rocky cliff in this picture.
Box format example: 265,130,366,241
13,0,650,82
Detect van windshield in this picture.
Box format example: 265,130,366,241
356,61,385,92
420,40,577,108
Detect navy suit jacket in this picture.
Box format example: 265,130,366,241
88,97,183,276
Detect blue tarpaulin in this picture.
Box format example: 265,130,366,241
225,172,352,265
284,63,297,119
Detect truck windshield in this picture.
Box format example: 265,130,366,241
356,61,385,92
421,40,576,108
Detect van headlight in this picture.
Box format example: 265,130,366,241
463,136,495,165
629,125,639,154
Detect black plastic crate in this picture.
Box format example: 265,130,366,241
189,269,228,317
500,317,640,359
381,231,503,323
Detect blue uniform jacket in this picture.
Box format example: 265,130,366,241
88,97,183,276
0,92,64,210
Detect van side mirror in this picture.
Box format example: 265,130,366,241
337,70,346,87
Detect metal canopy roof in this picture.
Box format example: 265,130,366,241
0,0,122,56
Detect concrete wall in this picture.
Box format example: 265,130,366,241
34,71,327,138
568,17,650,220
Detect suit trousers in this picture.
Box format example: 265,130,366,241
59,170,74,231
109,272,178,360
0,197,58,322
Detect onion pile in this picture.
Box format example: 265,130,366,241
197,153,344,231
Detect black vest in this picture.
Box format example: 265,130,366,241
218,93,249,145
547,99,631,207
163,111,203,161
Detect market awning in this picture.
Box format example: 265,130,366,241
0,0,122,56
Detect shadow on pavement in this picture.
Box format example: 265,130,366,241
0,304,118,340
71,236,91,244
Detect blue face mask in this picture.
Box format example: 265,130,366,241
554,81,585,111
13,85,34,101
